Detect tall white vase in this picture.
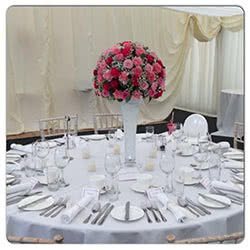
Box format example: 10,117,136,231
121,99,141,167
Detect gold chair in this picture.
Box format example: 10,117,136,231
39,114,78,140
94,113,122,134
167,232,244,244
7,234,64,244
234,122,244,149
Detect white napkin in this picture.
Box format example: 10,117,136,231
157,193,187,223
6,162,23,174
6,178,38,194
211,180,243,194
10,144,32,154
223,151,244,158
61,196,93,224
222,161,243,169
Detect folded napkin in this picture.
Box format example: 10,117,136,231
6,162,23,174
222,161,243,169
223,151,244,158
10,144,33,154
6,178,38,194
211,180,243,194
61,196,93,224
157,193,187,223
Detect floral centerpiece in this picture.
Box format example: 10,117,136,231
93,41,166,102
93,41,166,167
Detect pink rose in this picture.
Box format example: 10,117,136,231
158,77,165,88
97,74,103,83
99,61,107,71
136,43,144,49
103,70,112,81
151,81,158,91
111,45,121,55
103,49,110,57
95,89,101,96
136,48,145,57
140,81,149,90
113,89,123,99
149,88,156,97
153,63,162,74
145,63,153,72
123,59,133,69
151,52,158,60
115,53,124,61
102,89,109,97
122,90,130,100
147,71,155,83
119,72,128,84
133,57,143,66
132,90,142,100
132,66,143,77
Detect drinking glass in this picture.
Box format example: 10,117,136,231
194,143,209,180
108,129,116,148
35,139,50,175
104,153,121,201
146,126,154,142
208,165,220,181
173,169,184,198
159,150,175,193
54,145,70,187
23,155,36,177
46,165,60,191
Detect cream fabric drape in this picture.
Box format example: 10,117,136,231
6,7,243,135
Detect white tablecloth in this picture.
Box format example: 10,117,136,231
215,89,244,137
6,134,243,243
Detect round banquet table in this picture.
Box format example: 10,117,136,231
6,133,244,243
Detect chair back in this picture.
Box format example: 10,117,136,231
39,114,78,140
234,122,244,149
94,113,122,134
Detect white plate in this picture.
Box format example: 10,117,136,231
85,135,106,141
35,176,48,185
184,178,200,186
111,205,144,222
198,194,231,208
130,183,151,193
192,162,216,170
18,195,54,211
179,149,198,156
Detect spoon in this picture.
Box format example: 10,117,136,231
177,197,200,217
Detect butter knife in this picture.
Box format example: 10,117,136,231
18,195,51,209
91,203,111,224
125,201,130,221
198,193,230,207
97,205,114,225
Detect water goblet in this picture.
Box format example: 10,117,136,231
35,139,50,175
54,145,70,187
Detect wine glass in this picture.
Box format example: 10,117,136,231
54,145,70,187
35,139,50,175
159,150,175,193
146,126,154,142
193,142,209,180
104,153,121,201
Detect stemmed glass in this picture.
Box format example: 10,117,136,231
54,145,70,187
146,126,154,142
35,139,50,175
104,153,121,201
159,150,175,193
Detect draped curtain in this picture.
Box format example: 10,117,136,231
6,7,243,135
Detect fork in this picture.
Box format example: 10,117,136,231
40,197,64,216
151,201,167,222
146,200,161,222
50,196,69,218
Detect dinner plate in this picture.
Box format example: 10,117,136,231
111,205,144,222
192,162,216,170
85,135,106,141
198,194,231,208
179,149,198,157
18,195,54,211
184,178,200,186
130,183,150,193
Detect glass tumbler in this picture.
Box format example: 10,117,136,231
47,165,60,192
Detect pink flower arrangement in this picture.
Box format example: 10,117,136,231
93,41,166,102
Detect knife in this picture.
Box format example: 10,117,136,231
198,193,230,207
125,201,130,221
186,197,211,215
91,203,111,224
97,205,114,225
18,195,51,209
